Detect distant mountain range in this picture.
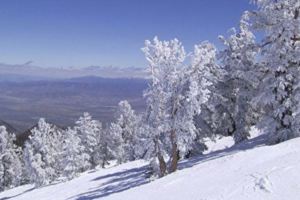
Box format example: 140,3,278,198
0,63,148,81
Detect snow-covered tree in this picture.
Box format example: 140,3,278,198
94,127,115,168
186,42,221,154
248,0,300,143
23,144,46,187
75,112,102,167
218,15,259,143
23,118,63,186
108,122,125,163
109,100,139,163
62,128,90,180
0,126,22,191
141,37,214,176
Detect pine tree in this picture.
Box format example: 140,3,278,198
109,100,139,163
108,122,125,163
141,37,214,176
94,128,115,168
0,126,22,191
75,112,102,168
62,128,90,179
23,118,62,186
248,0,300,143
218,15,259,143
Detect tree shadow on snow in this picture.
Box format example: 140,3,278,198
69,165,151,200
70,135,267,200
179,134,268,170
0,135,267,200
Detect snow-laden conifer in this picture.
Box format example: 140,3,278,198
248,0,300,143
0,126,22,191
141,37,214,175
75,112,102,167
218,15,259,143
109,100,139,163
23,118,62,186
62,128,90,179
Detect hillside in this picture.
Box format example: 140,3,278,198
0,120,19,134
1,134,299,200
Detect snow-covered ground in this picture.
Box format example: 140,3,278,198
1,134,300,200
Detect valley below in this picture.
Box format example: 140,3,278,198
0,76,147,132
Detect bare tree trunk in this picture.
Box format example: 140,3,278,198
157,152,167,177
101,160,106,168
169,129,179,173
101,151,107,168
154,138,166,177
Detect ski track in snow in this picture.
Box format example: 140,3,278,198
1,134,300,200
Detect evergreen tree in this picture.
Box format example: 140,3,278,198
249,0,300,143
109,100,139,163
75,112,102,168
23,118,62,186
141,37,214,176
94,128,115,168
62,128,90,179
218,15,259,143
0,126,22,191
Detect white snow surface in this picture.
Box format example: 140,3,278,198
1,134,300,200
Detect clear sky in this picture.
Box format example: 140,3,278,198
0,0,254,68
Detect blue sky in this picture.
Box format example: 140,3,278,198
0,0,254,68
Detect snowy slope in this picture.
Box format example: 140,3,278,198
1,135,300,200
